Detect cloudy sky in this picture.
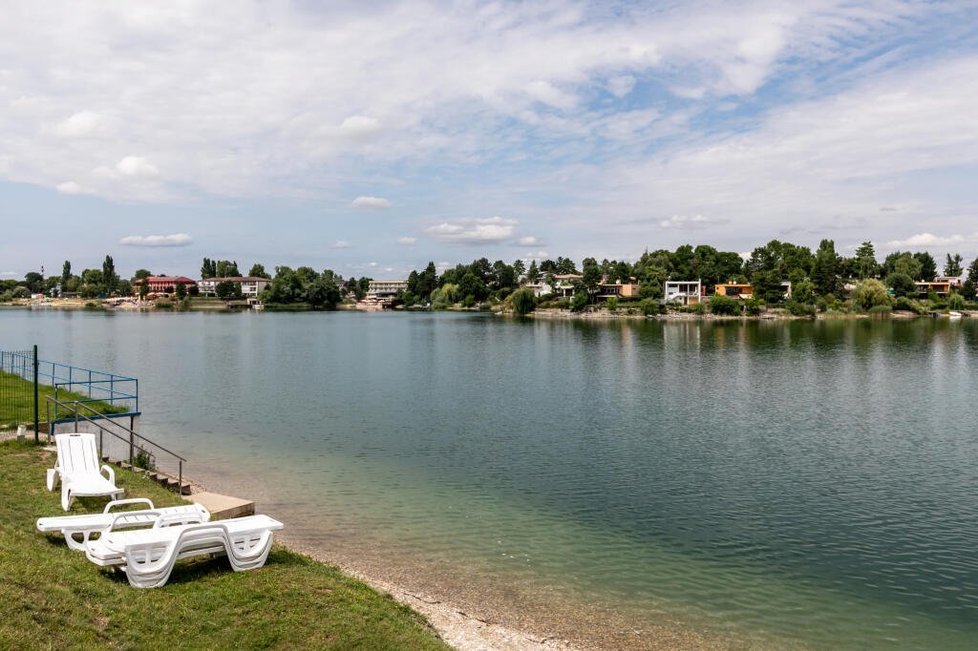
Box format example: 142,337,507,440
2,1,978,280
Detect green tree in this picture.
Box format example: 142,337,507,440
792,279,816,305
174,282,187,299
510,288,537,315
886,272,916,298
943,253,963,277
570,291,588,312
215,281,238,299
913,252,937,281
581,259,602,300
102,255,118,294
138,279,149,300
305,276,341,309
24,271,44,294
751,269,784,304
133,269,152,281
526,260,541,284
215,260,241,278
882,252,922,280
853,242,879,279
811,239,841,297
851,279,892,311
61,261,72,292
248,263,270,279
709,294,740,316
201,258,216,279
962,279,976,301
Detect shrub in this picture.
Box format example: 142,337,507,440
570,291,588,312
709,294,740,316
691,301,707,315
639,299,659,316
893,296,926,314
510,288,537,315
743,298,762,316
786,300,816,317
886,272,916,298
948,292,966,310
461,295,476,308
606,297,619,312
868,304,892,317
851,279,892,311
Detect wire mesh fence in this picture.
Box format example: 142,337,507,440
0,348,37,433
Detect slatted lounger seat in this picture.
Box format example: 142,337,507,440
47,433,124,511
85,514,284,588
36,498,211,551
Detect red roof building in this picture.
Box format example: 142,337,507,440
134,276,198,294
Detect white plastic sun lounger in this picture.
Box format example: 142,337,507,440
47,432,124,511
36,498,211,551
85,514,284,588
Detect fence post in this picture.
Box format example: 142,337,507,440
33,345,39,444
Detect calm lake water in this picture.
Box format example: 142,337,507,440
4,309,978,649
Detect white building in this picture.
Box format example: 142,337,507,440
367,280,408,298
198,277,271,298
665,280,703,305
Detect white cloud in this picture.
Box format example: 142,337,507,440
53,111,100,137
885,232,978,248
397,236,416,245
660,214,727,230
425,216,517,244
351,196,391,210
337,115,381,140
115,156,159,177
517,236,545,247
607,75,636,98
119,233,193,247
0,271,18,277
332,240,351,248
56,181,91,195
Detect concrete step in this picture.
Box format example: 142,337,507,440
188,492,255,520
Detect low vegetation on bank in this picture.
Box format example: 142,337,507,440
0,440,448,649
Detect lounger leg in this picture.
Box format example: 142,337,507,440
47,468,60,491
61,485,72,511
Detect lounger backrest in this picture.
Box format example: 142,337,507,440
55,433,101,477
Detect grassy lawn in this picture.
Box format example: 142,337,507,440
0,440,449,650
0,371,128,430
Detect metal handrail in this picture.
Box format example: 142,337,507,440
45,395,186,491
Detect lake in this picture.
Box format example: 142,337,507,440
4,308,977,649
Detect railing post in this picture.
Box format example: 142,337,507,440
129,431,134,466
179,461,183,495
33,344,39,444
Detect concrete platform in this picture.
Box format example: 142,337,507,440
189,491,255,520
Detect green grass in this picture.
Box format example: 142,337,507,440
0,371,128,430
0,440,449,650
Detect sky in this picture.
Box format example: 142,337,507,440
2,0,978,280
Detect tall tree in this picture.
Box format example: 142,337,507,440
61,260,71,291
102,255,118,294
913,252,937,281
526,260,541,283
248,263,270,279
853,242,879,279
944,253,963,277
811,239,841,297
24,271,44,294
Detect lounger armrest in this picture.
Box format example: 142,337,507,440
152,511,208,529
107,510,163,532
104,498,154,513
100,464,116,484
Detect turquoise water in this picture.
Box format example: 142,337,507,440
5,309,978,648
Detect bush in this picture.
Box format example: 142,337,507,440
743,298,762,316
606,297,619,312
461,295,476,308
640,299,660,316
886,272,916,298
948,292,966,310
691,301,707,315
786,300,816,317
868,304,892,317
510,288,537,315
893,296,926,314
570,291,588,312
851,279,892,311
709,294,740,316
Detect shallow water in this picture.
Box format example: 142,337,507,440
6,309,978,649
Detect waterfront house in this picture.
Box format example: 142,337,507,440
367,280,408,298
198,276,271,298
596,281,641,301
134,276,197,295
664,280,703,305
915,280,951,298
714,281,791,300
523,282,551,298
552,274,583,298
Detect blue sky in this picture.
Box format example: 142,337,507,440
2,1,978,280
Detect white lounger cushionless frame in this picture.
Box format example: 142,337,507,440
36,498,211,551
47,432,124,511
85,514,284,588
